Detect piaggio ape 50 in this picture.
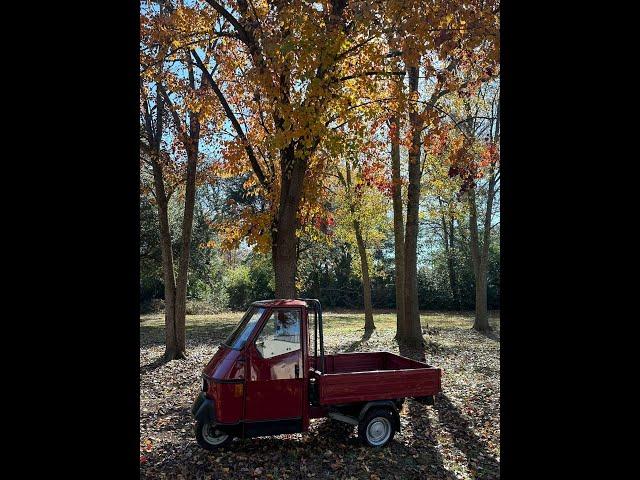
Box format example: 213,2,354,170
191,299,442,449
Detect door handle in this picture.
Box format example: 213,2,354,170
294,364,300,378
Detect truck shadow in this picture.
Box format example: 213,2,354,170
433,393,500,479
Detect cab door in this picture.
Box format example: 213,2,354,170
244,307,305,433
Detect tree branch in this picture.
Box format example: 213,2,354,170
191,50,268,189
157,84,188,144
338,70,406,82
202,0,252,45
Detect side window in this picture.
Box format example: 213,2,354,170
255,309,301,358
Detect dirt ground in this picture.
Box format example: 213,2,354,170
140,310,500,479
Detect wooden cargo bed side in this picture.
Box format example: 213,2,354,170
318,367,441,405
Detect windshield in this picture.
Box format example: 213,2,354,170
223,306,266,350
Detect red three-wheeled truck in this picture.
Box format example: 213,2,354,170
191,299,442,449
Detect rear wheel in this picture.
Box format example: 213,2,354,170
195,420,233,450
358,408,395,447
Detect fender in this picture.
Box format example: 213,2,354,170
358,400,401,432
191,392,216,424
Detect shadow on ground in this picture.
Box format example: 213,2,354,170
140,322,237,348
434,394,500,479
343,328,374,352
476,328,500,342
398,340,500,479
406,400,457,480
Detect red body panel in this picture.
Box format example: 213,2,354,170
245,346,303,421
202,345,246,424
244,306,307,423
314,352,441,405
215,382,245,423
203,345,245,381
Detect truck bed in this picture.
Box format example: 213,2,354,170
311,352,441,405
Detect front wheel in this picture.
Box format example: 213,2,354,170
195,420,233,450
358,408,396,447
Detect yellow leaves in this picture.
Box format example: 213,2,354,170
200,240,218,249
330,156,391,278
215,208,273,254
243,175,262,195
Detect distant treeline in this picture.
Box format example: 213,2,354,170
141,194,499,313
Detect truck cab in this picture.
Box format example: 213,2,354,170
192,299,441,449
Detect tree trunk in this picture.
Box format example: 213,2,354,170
449,217,462,310
345,161,375,332
145,84,182,361
400,64,423,346
467,89,499,332
273,224,298,298
164,55,202,360
468,188,490,331
172,143,198,358
390,114,406,338
473,257,489,331
354,221,375,332
153,179,179,360
441,212,459,310
273,150,307,299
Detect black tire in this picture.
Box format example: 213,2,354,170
195,420,233,451
358,408,396,447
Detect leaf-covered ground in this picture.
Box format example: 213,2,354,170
140,310,500,479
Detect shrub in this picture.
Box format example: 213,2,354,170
225,265,251,310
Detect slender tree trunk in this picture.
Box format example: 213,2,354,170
387,30,406,339
354,221,375,332
390,114,406,338
468,188,490,331
144,82,182,361
474,256,489,330
345,161,375,332
449,217,463,310
441,212,459,310
172,143,198,358
467,89,499,332
152,169,179,360
161,54,202,359
400,64,424,346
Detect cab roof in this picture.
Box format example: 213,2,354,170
251,299,308,307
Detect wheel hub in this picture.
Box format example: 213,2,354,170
202,423,229,445
366,417,391,445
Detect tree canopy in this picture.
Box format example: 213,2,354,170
140,0,500,353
